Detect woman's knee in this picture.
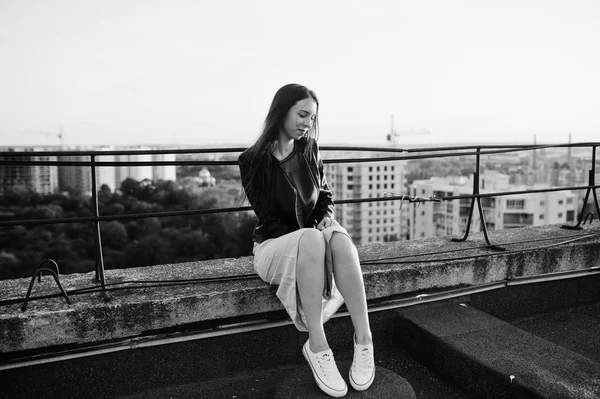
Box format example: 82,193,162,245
298,228,326,263
330,232,355,254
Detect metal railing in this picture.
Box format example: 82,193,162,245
1,142,599,303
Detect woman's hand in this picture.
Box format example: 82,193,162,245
316,216,338,231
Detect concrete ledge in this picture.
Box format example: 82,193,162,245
394,302,600,399
1,224,599,353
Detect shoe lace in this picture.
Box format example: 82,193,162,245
352,346,374,373
316,352,338,378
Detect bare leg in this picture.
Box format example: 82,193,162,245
296,229,329,353
330,232,372,345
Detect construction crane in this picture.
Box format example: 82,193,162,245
386,115,430,143
19,126,65,148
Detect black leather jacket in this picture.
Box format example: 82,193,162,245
238,137,335,243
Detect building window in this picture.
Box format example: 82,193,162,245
567,198,573,204
558,212,563,218
391,184,394,189
376,184,380,189
377,166,380,172
348,176,353,181
369,167,373,172
369,184,373,189
384,175,388,180
347,185,353,190
368,228,372,233
540,200,545,206
384,184,387,189
347,167,353,172
539,214,544,220
558,199,564,205
391,166,395,171
369,176,373,181
369,237,372,242
384,166,388,171
506,199,525,209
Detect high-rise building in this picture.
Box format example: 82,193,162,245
115,149,153,185
152,153,177,182
58,154,92,195
324,154,407,245
0,147,59,197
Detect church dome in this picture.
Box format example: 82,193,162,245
199,168,211,178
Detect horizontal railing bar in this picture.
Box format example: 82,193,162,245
2,184,597,227
3,143,599,167
0,147,248,157
323,142,598,153
0,206,253,227
0,160,238,167
335,184,599,204
441,185,599,200
1,142,597,161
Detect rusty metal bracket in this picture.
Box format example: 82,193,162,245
451,149,505,251
582,212,594,225
21,259,72,311
562,169,600,230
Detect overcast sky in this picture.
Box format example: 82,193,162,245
1,0,599,148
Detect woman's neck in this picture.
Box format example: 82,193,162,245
273,137,295,161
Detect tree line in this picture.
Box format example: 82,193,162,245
0,177,256,281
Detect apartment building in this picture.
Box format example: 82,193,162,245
0,147,59,197
407,171,578,240
58,154,92,194
499,184,578,229
2,146,177,196
324,154,407,245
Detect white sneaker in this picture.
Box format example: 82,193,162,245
349,335,375,391
302,340,348,397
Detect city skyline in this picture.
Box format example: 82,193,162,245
1,0,600,147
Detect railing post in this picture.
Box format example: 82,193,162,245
452,147,504,250
591,145,600,219
562,145,599,230
90,155,109,298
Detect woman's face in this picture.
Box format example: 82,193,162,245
279,98,317,141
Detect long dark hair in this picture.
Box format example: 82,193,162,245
241,84,320,202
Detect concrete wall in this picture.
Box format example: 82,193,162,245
1,224,599,354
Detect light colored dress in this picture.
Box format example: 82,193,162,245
253,225,349,331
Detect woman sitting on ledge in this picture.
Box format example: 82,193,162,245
238,83,375,397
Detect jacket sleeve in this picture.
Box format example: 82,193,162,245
238,151,294,239
312,141,335,223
